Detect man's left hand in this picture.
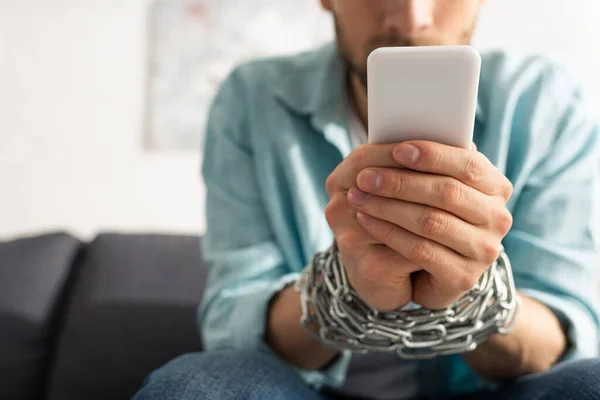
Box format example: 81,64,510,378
347,140,514,309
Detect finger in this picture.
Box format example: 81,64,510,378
356,212,469,285
356,213,480,309
471,142,477,152
344,244,417,311
327,192,420,310
410,270,466,310
347,189,500,263
392,141,512,201
326,192,379,246
326,143,401,196
356,168,493,226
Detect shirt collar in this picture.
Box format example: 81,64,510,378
273,42,485,143
273,42,354,157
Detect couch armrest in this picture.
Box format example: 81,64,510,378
0,232,81,400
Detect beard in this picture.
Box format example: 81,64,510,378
334,15,477,90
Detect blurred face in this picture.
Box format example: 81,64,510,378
320,0,485,87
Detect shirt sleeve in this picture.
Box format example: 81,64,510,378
197,67,351,389
503,63,600,360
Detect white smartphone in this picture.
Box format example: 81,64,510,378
367,46,481,149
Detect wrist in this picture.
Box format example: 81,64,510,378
463,293,567,380
266,284,339,370
298,242,520,359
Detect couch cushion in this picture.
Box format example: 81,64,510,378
47,233,207,400
0,232,81,400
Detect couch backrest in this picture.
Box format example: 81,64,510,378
46,233,207,400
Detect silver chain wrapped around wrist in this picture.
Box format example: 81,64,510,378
295,241,521,359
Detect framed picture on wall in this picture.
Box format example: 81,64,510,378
145,0,332,150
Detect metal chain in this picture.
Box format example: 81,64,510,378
295,242,521,359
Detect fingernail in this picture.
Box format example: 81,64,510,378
394,144,420,164
358,170,382,191
347,188,370,207
357,211,376,227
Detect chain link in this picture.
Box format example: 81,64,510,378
295,242,521,359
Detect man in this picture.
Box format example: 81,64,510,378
134,1,600,399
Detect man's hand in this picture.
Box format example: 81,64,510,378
326,141,513,311
326,143,421,310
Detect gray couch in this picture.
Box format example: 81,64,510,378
3,232,599,400
0,232,207,400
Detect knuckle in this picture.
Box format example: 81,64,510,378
325,173,336,196
418,210,448,236
495,207,513,234
431,148,444,169
324,195,347,228
441,180,465,204
464,239,481,260
349,145,367,171
503,179,514,200
392,172,409,196
375,198,390,218
463,156,484,185
324,202,334,226
481,240,501,264
455,269,481,292
336,231,361,255
407,239,436,264
377,221,394,243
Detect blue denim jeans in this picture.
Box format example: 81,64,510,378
132,350,600,400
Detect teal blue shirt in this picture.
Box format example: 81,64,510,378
199,43,600,398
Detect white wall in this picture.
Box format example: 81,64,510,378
0,0,203,240
0,0,599,240
475,0,600,106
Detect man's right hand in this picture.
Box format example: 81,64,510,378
325,144,422,311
